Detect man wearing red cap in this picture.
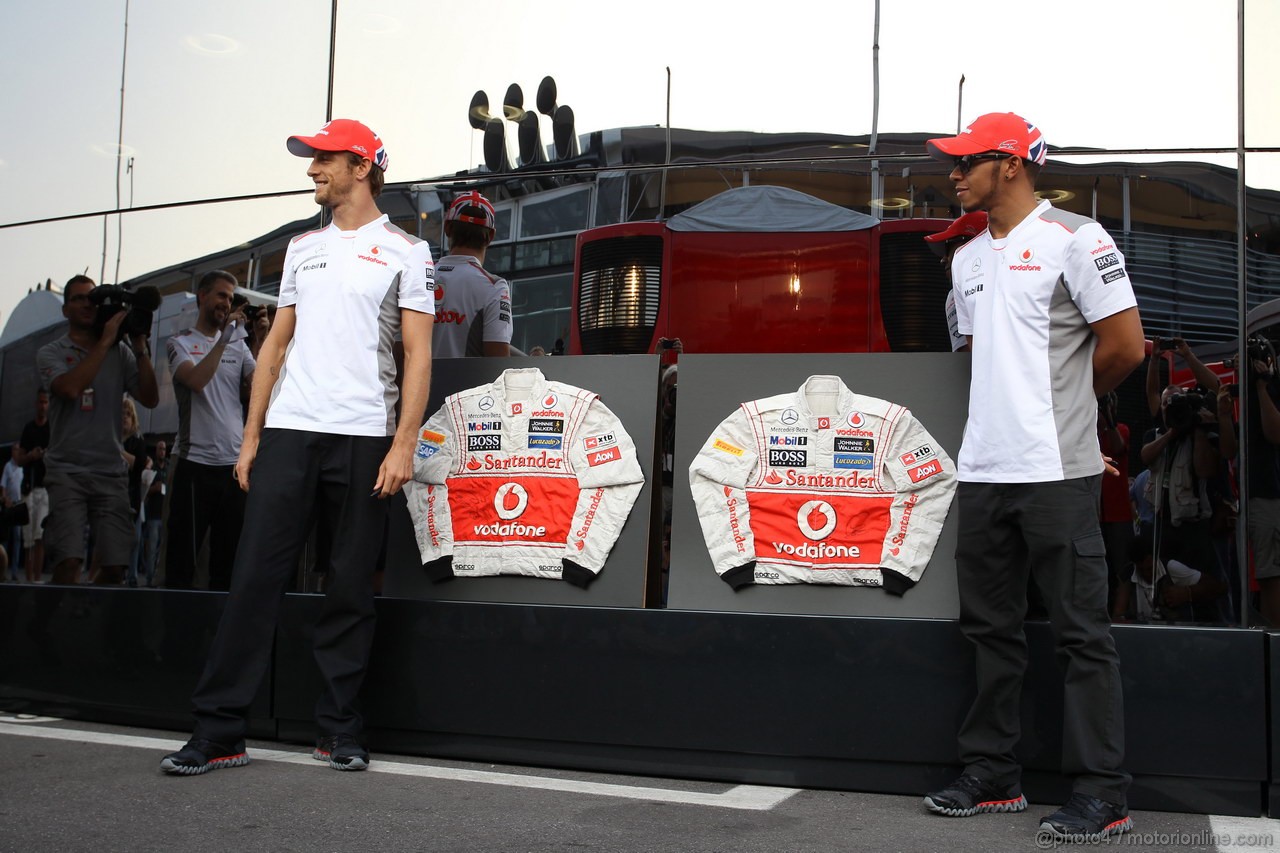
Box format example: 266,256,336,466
924,211,988,352
920,113,1144,843
432,191,513,358
161,119,436,776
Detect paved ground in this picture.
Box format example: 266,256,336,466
0,715,1277,853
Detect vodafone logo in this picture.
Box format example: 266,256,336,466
848,411,865,428
511,402,523,415
434,284,445,302
541,393,558,409
817,417,831,430
1019,248,1034,263
369,245,381,255
797,500,837,541
494,483,528,520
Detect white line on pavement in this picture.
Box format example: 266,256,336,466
0,721,799,811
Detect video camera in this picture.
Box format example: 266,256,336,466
90,284,162,344
1247,334,1276,369
1165,388,1212,432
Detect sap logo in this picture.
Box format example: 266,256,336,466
769,435,807,446
767,449,808,468
467,435,501,452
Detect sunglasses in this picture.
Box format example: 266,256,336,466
952,153,1012,175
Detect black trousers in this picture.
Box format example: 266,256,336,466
164,458,246,591
955,476,1130,804
190,429,391,744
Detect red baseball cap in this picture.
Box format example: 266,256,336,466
445,191,497,231
926,112,1047,166
924,212,989,256
287,119,390,173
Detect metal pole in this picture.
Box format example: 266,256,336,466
956,75,965,134
659,67,671,220
114,0,129,283
869,0,881,214
322,0,337,229
326,0,337,122
1235,0,1250,628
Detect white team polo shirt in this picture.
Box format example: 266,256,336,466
431,254,513,358
266,215,435,436
167,329,256,465
951,200,1137,483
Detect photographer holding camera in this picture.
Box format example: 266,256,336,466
164,270,256,590
1242,335,1280,625
1140,337,1222,579
36,275,159,585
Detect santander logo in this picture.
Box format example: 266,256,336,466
765,470,783,485
466,457,482,471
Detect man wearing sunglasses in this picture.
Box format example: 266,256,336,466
920,113,1145,843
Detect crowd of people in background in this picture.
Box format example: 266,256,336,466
1101,334,1280,627
0,189,540,592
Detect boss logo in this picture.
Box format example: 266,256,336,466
1094,253,1119,271
467,435,501,452
767,449,808,468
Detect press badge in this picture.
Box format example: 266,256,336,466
80,389,95,412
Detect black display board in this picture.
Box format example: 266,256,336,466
381,355,659,608
667,353,970,617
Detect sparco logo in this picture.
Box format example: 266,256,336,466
1093,253,1119,271
767,449,808,467
797,500,837,540
467,434,501,452
494,483,528,520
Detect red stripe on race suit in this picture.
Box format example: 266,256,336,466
446,475,578,544
745,490,893,567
